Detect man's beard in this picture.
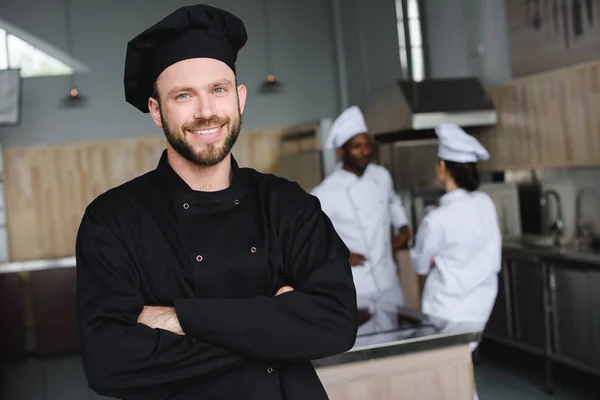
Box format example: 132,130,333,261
160,107,242,167
343,153,370,174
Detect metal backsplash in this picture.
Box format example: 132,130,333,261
378,140,439,191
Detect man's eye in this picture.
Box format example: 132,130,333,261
214,88,226,94
177,93,190,99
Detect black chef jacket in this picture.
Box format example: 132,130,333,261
75,150,358,400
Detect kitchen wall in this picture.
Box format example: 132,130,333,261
333,0,403,111
333,0,516,111
0,0,341,148
506,167,600,240
422,0,513,85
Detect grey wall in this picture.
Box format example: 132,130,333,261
335,0,402,111
333,0,515,114
423,0,513,85
0,0,340,148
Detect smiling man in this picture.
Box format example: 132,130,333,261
75,5,357,400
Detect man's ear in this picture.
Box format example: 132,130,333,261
439,159,447,173
148,97,163,128
237,84,247,114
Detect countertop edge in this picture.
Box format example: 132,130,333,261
312,329,481,368
0,256,76,274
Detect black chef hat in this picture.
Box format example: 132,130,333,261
124,4,248,113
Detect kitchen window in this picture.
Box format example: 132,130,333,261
0,19,87,78
395,0,427,82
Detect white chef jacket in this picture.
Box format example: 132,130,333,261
410,188,501,330
312,163,408,332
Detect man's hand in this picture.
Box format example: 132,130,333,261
137,306,184,335
349,252,366,267
357,307,372,326
275,286,294,296
392,226,412,251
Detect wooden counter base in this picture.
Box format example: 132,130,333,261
316,344,474,400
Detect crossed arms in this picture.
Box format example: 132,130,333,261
75,194,358,399
136,285,294,336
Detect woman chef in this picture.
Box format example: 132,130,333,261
410,122,501,399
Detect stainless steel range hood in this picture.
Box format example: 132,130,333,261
365,77,497,142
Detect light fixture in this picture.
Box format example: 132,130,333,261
258,0,283,94
60,0,87,108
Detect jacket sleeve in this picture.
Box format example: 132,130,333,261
173,190,358,361
76,201,245,399
409,216,442,275
389,189,409,229
386,170,408,229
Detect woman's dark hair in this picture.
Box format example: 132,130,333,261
441,159,480,192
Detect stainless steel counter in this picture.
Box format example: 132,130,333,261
503,239,600,265
486,237,600,394
314,307,481,368
0,256,76,274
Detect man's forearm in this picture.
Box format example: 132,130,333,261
138,306,184,335
139,287,295,335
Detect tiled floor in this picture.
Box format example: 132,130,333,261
2,340,599,399
475,341,600,400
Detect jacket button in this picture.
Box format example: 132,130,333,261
251,247,257,253
196,255,203,262
183,203,190,209
267,367,274,374
234,199,240,205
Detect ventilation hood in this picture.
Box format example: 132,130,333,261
364,77,497,142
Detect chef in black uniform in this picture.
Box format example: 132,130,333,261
75,4,358,400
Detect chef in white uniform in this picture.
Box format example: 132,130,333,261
312,105,411,335
410,122,501,400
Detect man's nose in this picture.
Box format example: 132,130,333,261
193,95,217,120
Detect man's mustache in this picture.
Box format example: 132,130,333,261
183,116,230,131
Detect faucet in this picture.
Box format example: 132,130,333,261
540,189,564,246
575,187,600,238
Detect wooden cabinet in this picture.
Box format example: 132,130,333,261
551,264,597,368
484,261,512,340
477,60,600,172
510,260,547,351
29,268,78,357
316,345,474,400
0,273,26,365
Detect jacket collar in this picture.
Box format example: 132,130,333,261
334,163,376,183
155,149,247,204
440,188,469,206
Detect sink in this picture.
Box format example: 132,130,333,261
519,235,559,249
503,235,561,250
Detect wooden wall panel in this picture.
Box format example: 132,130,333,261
506,0,600,78
3,136,166,261
478,59,600,171
2,128,287,262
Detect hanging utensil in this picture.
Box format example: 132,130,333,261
573,0,584,36
553,0,560,34
586,0,593,26
526,0,532,27
561,0,570,48
533,0,542,29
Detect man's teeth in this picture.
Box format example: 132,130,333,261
191,126,221,135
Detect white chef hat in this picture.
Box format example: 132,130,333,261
325,105,368,149
435,122,490,163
